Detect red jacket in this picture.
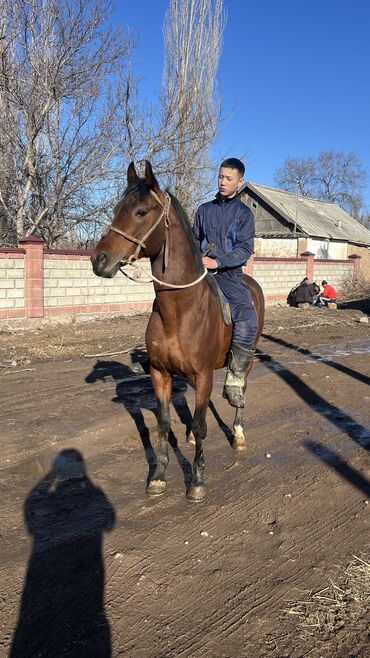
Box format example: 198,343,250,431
322,284,336,299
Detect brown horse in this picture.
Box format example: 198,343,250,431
91,161,264,502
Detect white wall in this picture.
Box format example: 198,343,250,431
306,238,347,260
255,238,298,257
256,237,348,260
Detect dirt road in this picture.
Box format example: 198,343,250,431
0,304,369,657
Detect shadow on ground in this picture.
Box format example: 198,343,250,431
339,297,370,314
256,341,370,498
10,449,115,658
85,348,237,489
85,349,193,489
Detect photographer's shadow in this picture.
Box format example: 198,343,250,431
85,348,193,488
10,449,115,658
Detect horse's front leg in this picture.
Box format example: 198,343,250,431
146,367,172,496
187,372,213,503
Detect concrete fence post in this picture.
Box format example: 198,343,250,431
348,254,361,283
300,251,315,281
19,236,44,318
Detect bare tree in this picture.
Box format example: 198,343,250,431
0,0,132,246
274,151,367,219
0,0,227,246
161,0,226,214
359,211,370,230
119,0,226,218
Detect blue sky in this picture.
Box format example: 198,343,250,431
113,0,370,208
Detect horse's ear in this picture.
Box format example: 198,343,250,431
144,160,160,192
127,161,138,184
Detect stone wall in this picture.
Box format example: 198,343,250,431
44,253,154,317
0,238,359,322
0,251,25,319
346,244,370,279
250,257,307,302
312,260,355,290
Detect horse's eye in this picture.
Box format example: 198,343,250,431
136,209,147,217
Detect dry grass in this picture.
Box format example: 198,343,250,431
0,314,148,366
339,275,370,303
284,555,370,640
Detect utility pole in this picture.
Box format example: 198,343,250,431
294,179,300,256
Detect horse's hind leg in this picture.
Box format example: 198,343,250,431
232,405,246,451
187,373,212,503
146,367,172,496
231,364,253,451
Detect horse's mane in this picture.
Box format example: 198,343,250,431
167,191,217,296
166,191,204,275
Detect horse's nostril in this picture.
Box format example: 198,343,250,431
91,251,108,275
97,252,108,267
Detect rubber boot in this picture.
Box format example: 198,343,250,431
222,343,255,408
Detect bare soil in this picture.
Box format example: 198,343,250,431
0,302,369,658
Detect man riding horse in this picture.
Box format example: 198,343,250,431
193,158,257,407
91,159,264,501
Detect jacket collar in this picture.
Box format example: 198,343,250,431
215,192,239,205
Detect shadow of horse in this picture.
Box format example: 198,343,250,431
10,449,115,658
85,348,193,488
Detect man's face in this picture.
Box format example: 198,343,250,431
218,167,243,198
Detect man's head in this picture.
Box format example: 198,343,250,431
218,158,245,198
322,280,327,286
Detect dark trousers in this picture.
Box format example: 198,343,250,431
216,271,257,349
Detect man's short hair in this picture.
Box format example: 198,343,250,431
220,158,245,177
322,280,327,285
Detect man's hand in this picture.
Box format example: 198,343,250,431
202,256,218,270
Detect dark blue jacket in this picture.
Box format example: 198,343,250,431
193,194,254,271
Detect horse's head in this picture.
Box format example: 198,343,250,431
91,161,168,278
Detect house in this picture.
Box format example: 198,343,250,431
239,182,370,274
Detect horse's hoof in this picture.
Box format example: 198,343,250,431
232,425,246,451
187,432,196,447
186,484,206,502
146,479,166,496
232,438,246,451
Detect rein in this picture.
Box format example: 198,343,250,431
119,260,208,289
109,189,208,289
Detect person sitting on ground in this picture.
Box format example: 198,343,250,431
287,278,320,307
316,280,337,306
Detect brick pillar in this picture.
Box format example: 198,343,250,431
348,254,361,283
300,251,315,281
19,236,44,318
244,254,254,276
